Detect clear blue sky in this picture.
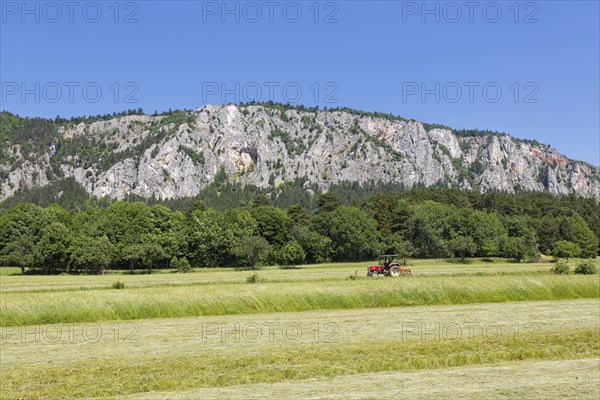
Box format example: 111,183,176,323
1,0,598,164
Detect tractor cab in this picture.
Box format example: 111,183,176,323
367,254,411,277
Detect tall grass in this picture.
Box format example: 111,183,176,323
1,275,598,326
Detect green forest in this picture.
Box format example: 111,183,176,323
1,188,598,275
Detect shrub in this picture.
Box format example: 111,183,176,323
246,273,267,284
171,257,192,273
574,260,598,275
233,236,270,270
552,240,581,261
179,146,205,165
503,237,539,263
447,236,477,262
550,259,570,275
525,255,543,263
273,241,306,267
112,281,125,289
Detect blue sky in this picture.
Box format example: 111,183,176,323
1,0,598,164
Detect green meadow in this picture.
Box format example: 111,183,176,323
1,259,599,399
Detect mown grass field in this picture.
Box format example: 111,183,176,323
0,258,556,291
1,258,599,399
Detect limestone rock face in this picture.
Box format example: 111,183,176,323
1,104,599,201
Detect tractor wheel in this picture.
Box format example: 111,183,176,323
389,266,401,277
371,272,379,277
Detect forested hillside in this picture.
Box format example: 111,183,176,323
2,103,598,275
1,189,597,275
2,103,599,203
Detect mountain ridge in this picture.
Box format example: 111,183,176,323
1,103,599,202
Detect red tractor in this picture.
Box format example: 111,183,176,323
367,255,411,277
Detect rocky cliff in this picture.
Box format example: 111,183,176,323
1,104,599,201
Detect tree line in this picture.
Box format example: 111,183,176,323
0,190,597,275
